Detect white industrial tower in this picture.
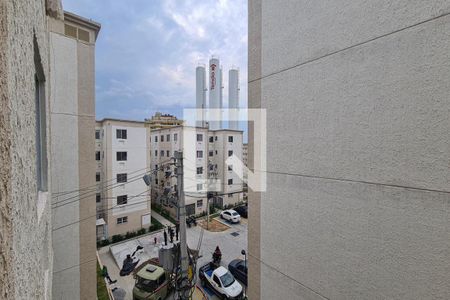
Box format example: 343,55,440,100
228,68,239,130
195,64,207,127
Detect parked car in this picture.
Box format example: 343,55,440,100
199,262,243,299
220,209,241,223
228,259,247,286
234,206,247,218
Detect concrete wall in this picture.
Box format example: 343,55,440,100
50,14,98,300
249,1,450,299
0,0,56,299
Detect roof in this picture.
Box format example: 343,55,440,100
214,266,229,277
64,11,101,39
136,263,165,280
96,118,146,124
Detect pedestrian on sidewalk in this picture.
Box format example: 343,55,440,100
101,266,117,284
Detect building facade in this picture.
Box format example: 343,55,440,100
151,126,244,217
249,1,450,299
95,119,151,239
0,1,56,298
49,11,100,300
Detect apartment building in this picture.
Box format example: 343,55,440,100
1,1,99,299
249,1,450,299
151,126,244,217
49,10,100,300
95,119,151,239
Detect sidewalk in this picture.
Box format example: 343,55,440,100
151,210,175,227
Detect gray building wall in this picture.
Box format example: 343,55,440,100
0,0,59,299
249,1,450,299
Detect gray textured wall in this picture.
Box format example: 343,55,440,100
249,1,450,299
0,0,54,299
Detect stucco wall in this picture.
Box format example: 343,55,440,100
250,1,450,299
0,0,55,299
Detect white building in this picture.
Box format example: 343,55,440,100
95,119,151,239
151,126,244,217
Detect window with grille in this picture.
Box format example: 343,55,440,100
117,151,127,161
117,173,127,183
117,195,128,205
116,129,127,139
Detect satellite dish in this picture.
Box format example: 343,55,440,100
143,174,152,186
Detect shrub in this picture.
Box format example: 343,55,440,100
111,234,123,243
96,239,110,248
137,228,146,235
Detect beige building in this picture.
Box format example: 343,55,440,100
95,119,151,239
49,10,100,300
145,112,184,131
1,1,99,299
151,126,244,216
249,1,450,299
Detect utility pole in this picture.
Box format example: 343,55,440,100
174,151,190,299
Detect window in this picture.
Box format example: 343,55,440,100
174,133,178,141
215,150,218,155
155,178,158,185
228,179,233,185
209,151,214,157
96,172,100,182
155,150,158,156
228,136,233,143
155,136,158,142
95,130,100,139
197,200,203,207
166,134,170,141
209,164,214,171
116,129,127,139
117,195,128,205
116,151,127,161
160,150,164,157
117,216,128,224
96,193,101,203
117,173,127,183
155,164,158,171
197,134,203,142
196,151,203,158
197,167,203,175
95,151,101,161
35,58,47,192
166,150,170,157
228,193,233,198
209,136,214,143
228,150,233,157
213,275,221,286
197,184,202,191
161,135,164,142
215,136,218,141
228,165,233,171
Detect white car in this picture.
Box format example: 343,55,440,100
220,209,241,223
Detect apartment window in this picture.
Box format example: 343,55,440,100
166,150,170,157
117,216,128,224
209,164,214,171
228,179,233,185
209,136,214,143
215,150,218,155
197,200,203,208
228,165,233,171
160,150,164,157
197,167,203,175
228,136,234,143
117,173,127,183
215,136,218,141
196,151,203,158
95,151,101,161
117,195,128,205
155,150,158,156
174,133,178,141
95,130,100,139
155,178,158,185
209,151,214,157
155,136,158,142
35,56,47,192
166,134,170,141
116,151,127,161
96,172,100,182
155,164,158,171
197,134,203,142
228,193,233,198
228,150,233,157
96,193,101,203
161,135,164,142
197,184,202,191
116,129,127,139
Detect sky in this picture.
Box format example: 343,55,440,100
62,0,248,125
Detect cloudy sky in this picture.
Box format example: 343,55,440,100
63,0,248,125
